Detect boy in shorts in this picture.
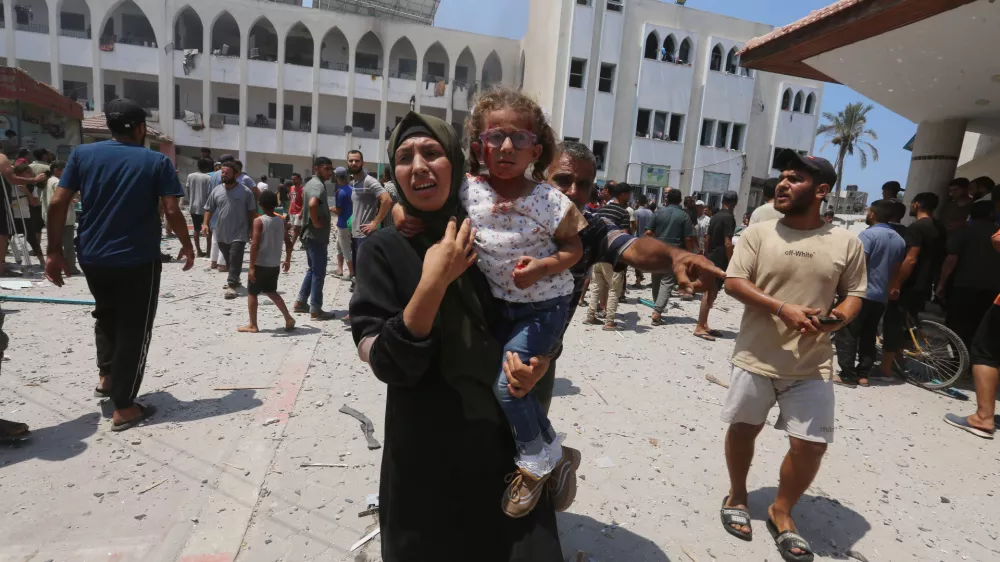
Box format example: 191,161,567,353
238,191,295,333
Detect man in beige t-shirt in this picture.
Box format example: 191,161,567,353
717,151,866,561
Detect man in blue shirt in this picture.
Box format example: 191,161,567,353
835,199,906,386
45,98,194,431
333,167,354,280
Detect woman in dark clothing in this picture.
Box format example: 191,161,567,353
350,112,564,561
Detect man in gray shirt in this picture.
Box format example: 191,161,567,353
293,157,337,320
347,150,392,266
645,188,697,325
186,157,215,257
202,162,258,298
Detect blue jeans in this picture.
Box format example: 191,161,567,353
492,294,572,456
297,238,328,312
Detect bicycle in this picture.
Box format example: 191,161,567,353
876,311,969,390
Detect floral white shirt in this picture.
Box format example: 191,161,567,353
460,175,578,303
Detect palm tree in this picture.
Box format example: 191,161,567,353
816,102,879,213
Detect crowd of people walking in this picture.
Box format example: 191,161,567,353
0,88,996,562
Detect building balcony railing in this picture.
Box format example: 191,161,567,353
320,61,349,71
209,113,241,128
423,74,448,84
390,70,417,80
248,116,277,129
59,28,90,39
283,120,312,132
352,128,379,139
317,124,347,136
101,34,157,48
355,66,382,77
15,23,49,34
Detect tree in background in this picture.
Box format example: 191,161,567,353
816,102,879,213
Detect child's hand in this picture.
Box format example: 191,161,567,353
282,259,290,273
422,217,478,285
511,256,548,289
503,351,552,398
248,267,256,283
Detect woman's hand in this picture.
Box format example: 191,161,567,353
503,351,552,398
422,217,477,285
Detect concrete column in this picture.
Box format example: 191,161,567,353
581,0,605,148
346,46,356,150
378,54,389,174
238,29,249,163
444,82,453,126
91,32,102,112
903,118,967,218
48,7,60,89
413,52,422,112
202,28,212,150
276,35,286,149
3,0,15,67
310,40,321,159
160,42,174,138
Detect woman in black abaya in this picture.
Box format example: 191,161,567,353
349,112,563,561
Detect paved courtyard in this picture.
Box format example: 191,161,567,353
0,236,997,562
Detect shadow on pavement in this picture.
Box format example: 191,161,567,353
746,487,871,559
0,412,100,468
265,325,323,337
617,312,651,334
133,390,264,426
552,377,581,398
558,512,671,561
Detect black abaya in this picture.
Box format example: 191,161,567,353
350,227,564,562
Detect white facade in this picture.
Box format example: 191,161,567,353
1,0,517,176
521,0,823,215
2,0,822,206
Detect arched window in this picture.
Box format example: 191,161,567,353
661,35,675,62
781,89,791,111
725,47,738,74
212,11,240,56
285,23,313,66
804,92,816,114
709,44,723,71
644,32,659,60
678,38,692,65
793,91,803,112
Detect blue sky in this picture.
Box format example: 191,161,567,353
434,0,915,201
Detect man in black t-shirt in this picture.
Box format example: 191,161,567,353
880,191,945,377
699,190,738,341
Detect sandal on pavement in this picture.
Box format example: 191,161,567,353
694,332,717,342
766,518,814,562
0,419,30,443
944,413,995,439
111,404,156,433
707,329,725,338
93,387,112,399
720,496,752,541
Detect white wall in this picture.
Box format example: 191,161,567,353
627,137,686,183
13,31,51,63
592,93,616,142
570,3,594,60
175,78,203,114
59,36,92,68
318,95,347,129
563,88,587,140
637,58,693,116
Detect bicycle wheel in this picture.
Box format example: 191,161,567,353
894,320,969,389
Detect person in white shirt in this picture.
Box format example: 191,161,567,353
256,175,269,193
695,199,711,254
42,161,79,274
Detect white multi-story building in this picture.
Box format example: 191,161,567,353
522,0,823,212
1,0,822,214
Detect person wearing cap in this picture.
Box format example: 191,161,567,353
332,166,354,280
749,177,784,226
719,149,866,561
45,97,195,432
881,180,903,201
292,157,337,320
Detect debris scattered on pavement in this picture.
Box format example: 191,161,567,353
339,405,381,449
349,527,381,552
223,462,245,471
681,545,699,562
648,437,659,447
596,457,616,468
262,418,280,426
846,550,871,562
138,479,167,495
705,374,729,388
300,463,348,468
214,386,272,391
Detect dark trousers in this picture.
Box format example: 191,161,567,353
218,240,247,287
835,298,886,378
945,287,997,348
83,261,162,410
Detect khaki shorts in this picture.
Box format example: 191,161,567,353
720,366,835,443
289,212,304,228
